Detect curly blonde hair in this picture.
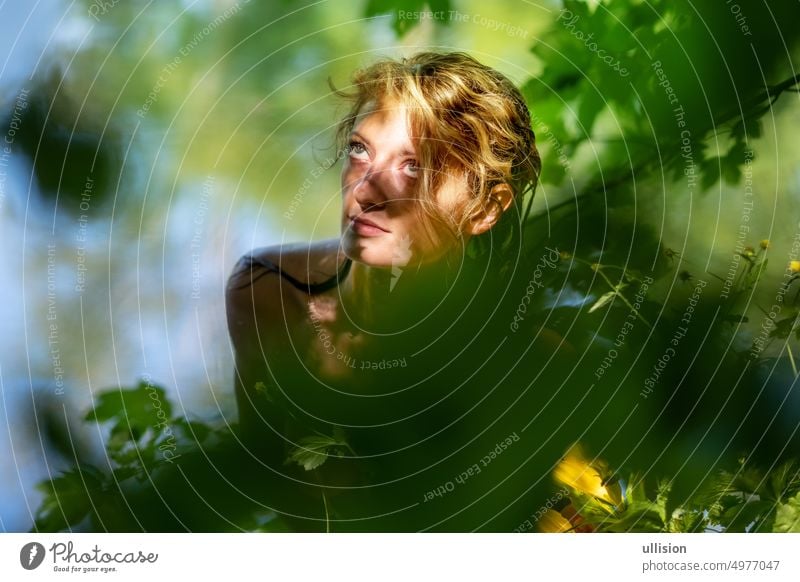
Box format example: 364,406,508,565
333,51,542,251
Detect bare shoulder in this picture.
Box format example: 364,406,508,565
227,238,343,291
225,239,343,348
254,238,343,279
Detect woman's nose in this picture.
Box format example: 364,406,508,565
352,161,394,208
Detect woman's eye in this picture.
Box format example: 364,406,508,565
347,141,368,159
403,160,420,178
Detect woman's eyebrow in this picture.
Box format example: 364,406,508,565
349,131,370,145
348,130,417,156
350,130,416,157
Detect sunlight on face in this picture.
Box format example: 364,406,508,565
340,99,469,269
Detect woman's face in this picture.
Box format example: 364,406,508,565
340,99,469,269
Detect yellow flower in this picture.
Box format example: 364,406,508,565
760,239,770,250
538,509,573,533
791,261,800,274
554,445,618,507
743,246,755,258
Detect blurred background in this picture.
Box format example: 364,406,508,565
1,0,799,531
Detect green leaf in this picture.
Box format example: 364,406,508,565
769,315,796,340
34,466,104,532
668,509,706,533
577,89,605,136
603,501,665,532
364,0,451,36
173,417,212,444
287,429,351,471
773,492,800,532
526,97,571,186
588,290,617,313
86,380,172,428
701,158,721,190
720,500,773,532
427,0,450,12
721,153,742,185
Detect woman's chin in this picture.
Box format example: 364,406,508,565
341,237,394,269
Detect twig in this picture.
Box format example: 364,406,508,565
322,489,330,533
786,344,798,378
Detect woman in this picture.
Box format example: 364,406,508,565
225,52,566,531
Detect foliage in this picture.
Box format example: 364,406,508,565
544,445,800,533
523,0,800,196
33,374,800,533
287,428,353,472
34,381,217,531
28,0,800,533
365,0,452,35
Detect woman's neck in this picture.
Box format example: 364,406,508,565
339,253,466,330
340,261,391,324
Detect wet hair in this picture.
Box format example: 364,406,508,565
232,52,541,294
332,51,542,252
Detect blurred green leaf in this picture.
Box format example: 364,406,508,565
774,492,800,532
287,429,350,471
85,379,171,428
364,0,451,36
588,290,617,313
34,466,104,531
577,89,605,137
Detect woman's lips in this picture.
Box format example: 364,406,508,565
350,216,389,236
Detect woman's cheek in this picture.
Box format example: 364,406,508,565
342,166,367,193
